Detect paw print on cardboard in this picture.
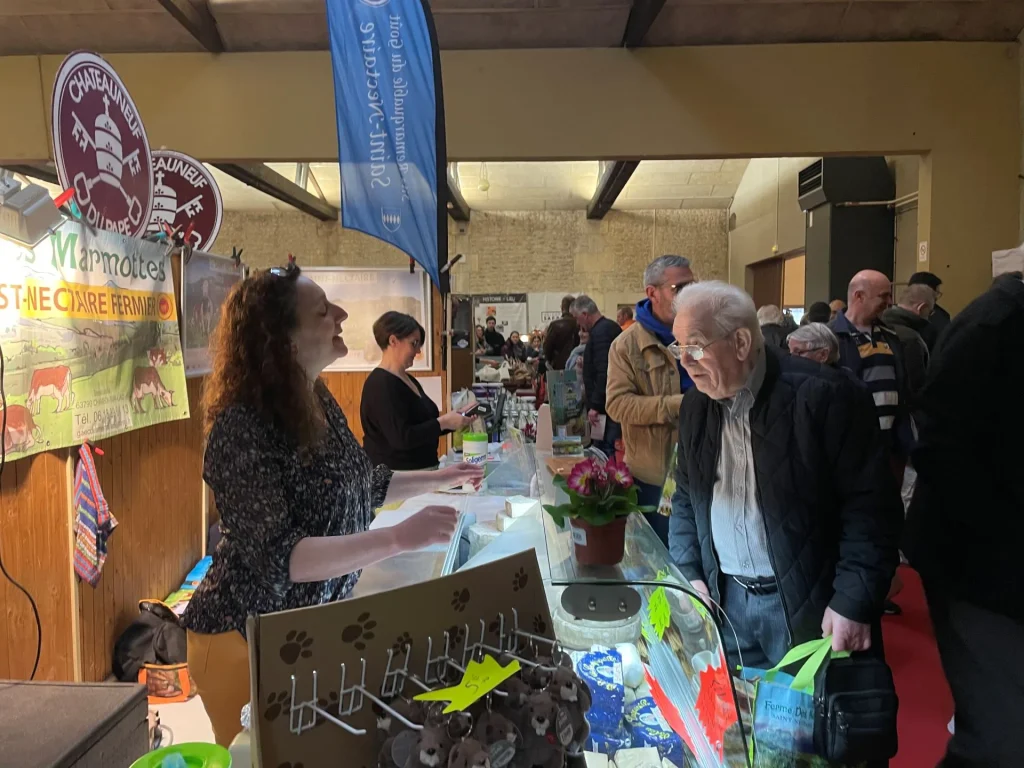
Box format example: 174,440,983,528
279,630,313,664
341,612,377,651
392,632,413,656
264,690,290,722
313,691,340,728
533,614,548,635
512,567,529,591
446,624,467,648
451,588,471,612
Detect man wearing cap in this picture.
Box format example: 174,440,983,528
908,271,951,338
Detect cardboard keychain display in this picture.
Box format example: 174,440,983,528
247,550,554,768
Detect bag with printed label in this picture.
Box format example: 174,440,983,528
742,638,842,764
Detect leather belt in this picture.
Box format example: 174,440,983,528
730,575,779,596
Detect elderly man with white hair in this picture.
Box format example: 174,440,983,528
755,304,789,351
668,281,902,668
787,322,841,364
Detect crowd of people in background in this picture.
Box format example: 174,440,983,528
463,256,1021,766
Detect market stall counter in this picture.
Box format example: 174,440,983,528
242,443,861,768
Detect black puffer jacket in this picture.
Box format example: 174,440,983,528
668,348,902,645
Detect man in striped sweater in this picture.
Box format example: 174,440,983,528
831,271,912,618
830,270,914,474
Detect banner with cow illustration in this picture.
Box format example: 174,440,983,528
0,222,189,459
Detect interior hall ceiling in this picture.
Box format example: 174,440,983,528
0,0,1022,55
208,160,749,212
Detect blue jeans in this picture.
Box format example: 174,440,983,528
720,575,789,670
636,480,669,548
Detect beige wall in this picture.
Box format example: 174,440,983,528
215,208,729,315
728,157,816,291
730,155,923,301
0,42,1018,310
890,156,921,287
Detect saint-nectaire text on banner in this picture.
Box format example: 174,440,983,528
0,222,189,458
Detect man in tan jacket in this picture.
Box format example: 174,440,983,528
606,255,697,545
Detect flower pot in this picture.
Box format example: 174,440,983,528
569,516,627,566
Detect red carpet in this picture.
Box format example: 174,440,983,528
883,566,954,768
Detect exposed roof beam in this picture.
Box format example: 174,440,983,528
620,0,667,48
587,160,639,220
446,171,471,222
4,164,58,186
155,0,224,53
213,163,338,221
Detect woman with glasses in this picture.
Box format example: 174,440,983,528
182,264,481,746
361,311,473,470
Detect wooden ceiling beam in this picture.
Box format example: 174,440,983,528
446,169,471,222
213,163,338,221
587,160,639,220
155,0,225,53
620,0,667,48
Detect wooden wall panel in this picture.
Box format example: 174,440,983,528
0,450,74,681
77,376,206,682
323,288,447,453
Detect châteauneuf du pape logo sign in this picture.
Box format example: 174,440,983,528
51,51,154,238
147,150,224,252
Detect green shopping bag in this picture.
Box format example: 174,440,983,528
743,637,850,764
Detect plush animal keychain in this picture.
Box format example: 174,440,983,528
516,691,566,768
546,667,591,755
448,738,492,768
474,709,521,768
384,720,454,768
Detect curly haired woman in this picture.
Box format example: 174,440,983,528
181,262,481,746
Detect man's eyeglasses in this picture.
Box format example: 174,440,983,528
665,280,696,295
668,337,722,361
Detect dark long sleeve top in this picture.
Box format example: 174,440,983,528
360,368,443,470
181,383,392,636
583,316,622,414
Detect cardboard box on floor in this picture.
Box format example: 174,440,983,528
247,550,553,768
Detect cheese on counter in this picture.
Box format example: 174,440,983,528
615,643,645,688
612,747,663,768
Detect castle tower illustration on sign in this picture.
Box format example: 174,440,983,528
147,170,177,234
94,96,124,188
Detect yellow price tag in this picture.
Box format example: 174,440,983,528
414,654,521,714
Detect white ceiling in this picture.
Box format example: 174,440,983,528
207,159,750,213
9,159,751,215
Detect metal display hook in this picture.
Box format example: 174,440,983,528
284,608,562,738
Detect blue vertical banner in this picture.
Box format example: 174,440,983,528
326,0,447,292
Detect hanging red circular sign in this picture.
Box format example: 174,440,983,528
51,51,154,238
147,150,223,252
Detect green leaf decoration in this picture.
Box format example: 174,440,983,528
647,586,673,641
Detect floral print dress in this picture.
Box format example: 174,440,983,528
182,383,392,637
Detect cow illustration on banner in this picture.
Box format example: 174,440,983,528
147,150,223,251
51,51,154,238
0,222,189,459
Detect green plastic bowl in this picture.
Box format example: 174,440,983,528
130,742,232,768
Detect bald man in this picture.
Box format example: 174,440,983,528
830,271,914,474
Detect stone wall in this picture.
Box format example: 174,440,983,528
214,208,729,314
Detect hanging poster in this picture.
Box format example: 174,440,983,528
147,150,223,252
325,0,448,291
181,251,245,377
474,294,528,340
0,222,189,459
51,51,154,238
303,267,432,372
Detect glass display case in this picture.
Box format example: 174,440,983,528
452,443,755,768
